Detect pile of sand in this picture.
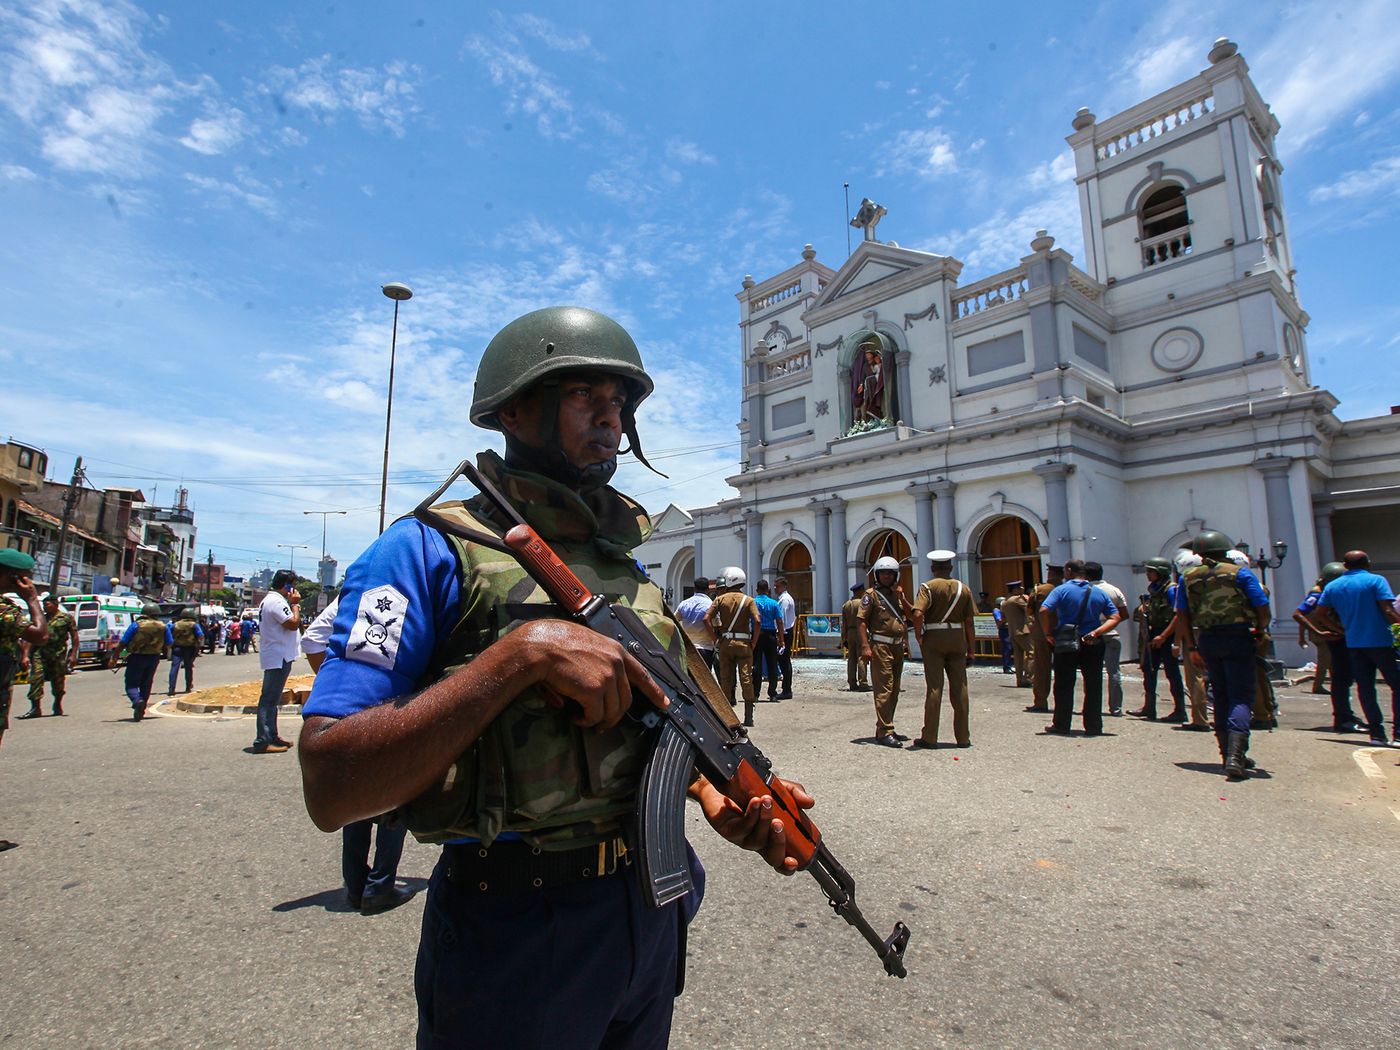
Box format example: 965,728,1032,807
183,674,318,708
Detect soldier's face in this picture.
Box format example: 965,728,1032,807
503,372,626,469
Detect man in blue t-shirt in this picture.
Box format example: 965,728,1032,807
1038,558,1123,736
1293,561,1367,733
751,580,784,700
1317,550,1400,746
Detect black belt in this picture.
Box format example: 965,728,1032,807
442,836,631,894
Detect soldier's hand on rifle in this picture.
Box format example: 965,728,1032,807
691,774,815,875
517,619,667,732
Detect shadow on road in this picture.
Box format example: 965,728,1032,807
273,878,428,914
1174,761,1274,780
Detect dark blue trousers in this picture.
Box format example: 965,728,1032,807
1142,641,1184,713
1326,641,1363,729
1349,645,1400,738
124,653,160,707
342,818,407,900
415,848,703,1050
1198,628,1255,735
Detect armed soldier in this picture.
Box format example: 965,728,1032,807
0,549,48,851
298,306,814,1047
1024,564,1062,713
1000,580,1033,688
18,595,77,718
1129,557,1185,721
859,555,913,747
166,607,204,695
706,566,760,726
841,582,870,691
1175,531,1271,780
910,550,976,748
116,603,171,721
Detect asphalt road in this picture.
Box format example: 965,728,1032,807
2,651,1397,1049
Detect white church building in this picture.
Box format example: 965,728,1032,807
636,39,1400,663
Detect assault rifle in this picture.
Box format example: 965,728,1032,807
414,460,910,979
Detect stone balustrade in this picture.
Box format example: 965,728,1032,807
1095,93,1214,161
1141,227,1193,267
951,267,1029,318
1066,265,1105,301
749,278,803,313
765,348,811,381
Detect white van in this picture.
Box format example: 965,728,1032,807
59,594,146,667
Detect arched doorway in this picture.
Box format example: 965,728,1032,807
976,516,1042,600
861,529,914,597
668,550,696,604
775,542,813,616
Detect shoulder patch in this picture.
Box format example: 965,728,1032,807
347,584,409,670
860,594,870,607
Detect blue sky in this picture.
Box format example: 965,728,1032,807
4,1,1398,577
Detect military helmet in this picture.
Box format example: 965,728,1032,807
1319,561,1346,584
1142,556,1173,576
142,603,162,618
1187,530,1233,558
872,556,901,574
470,307,654,430
182,608,199,620
715,566,746,588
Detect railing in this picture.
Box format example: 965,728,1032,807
951,266,1029,318
749,279,802,313
1142,228,1193,267
1096,93,1214,161
1066,266,1105,301
765,349,811,381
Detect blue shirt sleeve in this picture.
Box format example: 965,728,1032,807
194,625,205,639
164,625,174,645
303,518,462,720
120,621,138,644
1296,592,1320,615
1235,566,1269,607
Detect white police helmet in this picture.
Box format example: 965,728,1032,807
1174,549,1203,573
872,556,900,574
1223,550,1251,567
716,566,747,588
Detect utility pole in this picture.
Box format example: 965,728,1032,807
277,543,309,578
48,456,84,595
204,549,214,604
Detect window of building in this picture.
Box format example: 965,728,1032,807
17,448,33,469
1140,184,1192,267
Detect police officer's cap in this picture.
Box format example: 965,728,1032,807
1005,580,1023,590
850,582,866,594
0,548,36,571
925,548,957,563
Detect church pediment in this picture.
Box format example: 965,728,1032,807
807,241,962,316
650,503,695,533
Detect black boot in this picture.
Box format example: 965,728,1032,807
51,697,65,716
18,704,42,720
1224,732,1249,781
743,699,754,728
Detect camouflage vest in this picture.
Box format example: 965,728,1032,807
38,611,76,658
0,602,27,658
1183,562,1251,629
397,451,682,852
172,619,199,647
1145,583,1175,633
129,618,167,654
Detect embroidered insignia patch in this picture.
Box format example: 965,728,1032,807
348,584,407,669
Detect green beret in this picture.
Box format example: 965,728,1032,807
0,548,36,571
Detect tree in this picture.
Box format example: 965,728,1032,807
208,587,239,606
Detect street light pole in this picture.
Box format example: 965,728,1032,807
302,510,348,563
276,543,309,578
379,281,414,535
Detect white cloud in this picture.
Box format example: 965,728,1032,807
515,14,600,57
1026,151,1076,191
2,164,38,181
1309,155,1400,202
184,171,278,217
880,127,958,180
263,56,421,136
1118,36,1197,99
942,174,1083,274
179,104,249,155
666,138,716,166
464,33,579,139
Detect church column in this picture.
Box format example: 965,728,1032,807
828,498,848,602
930,479,958,580
837,366,853,434
813,503,832,613
692,515,704,582
908,482,937,588
1255,457,1305,628
744,509,763,590
1033,463,1073,565
1313,503,1336,564
895,350,913,425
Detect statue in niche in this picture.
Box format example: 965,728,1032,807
849,334,894,433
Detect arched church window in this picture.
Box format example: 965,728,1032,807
845,331,898,436
1140,184,1192,267
1282,323,1302,372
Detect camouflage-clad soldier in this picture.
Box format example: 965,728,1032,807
1025,565,1063,713
19,595,79,717
859,555,913,747
166,608,204,695
297,306,814,1048
1000,580,1034,688
1,548,49,851
841,582,870,690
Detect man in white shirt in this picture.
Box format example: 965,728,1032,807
674,577,717,672
254,569,302,754
774,577,798,700
1086,561,1130,716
